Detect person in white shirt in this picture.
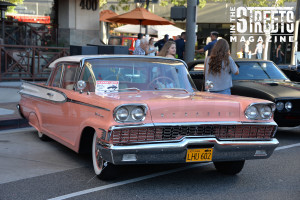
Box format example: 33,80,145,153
135,33,143,49
254,41,264,59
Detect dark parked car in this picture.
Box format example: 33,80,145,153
277,64,300,82
188,59,300,127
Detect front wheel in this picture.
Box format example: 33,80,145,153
213,160,245,175
92,133,117,180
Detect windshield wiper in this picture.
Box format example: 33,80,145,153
154,88,189,93
118,88,140,93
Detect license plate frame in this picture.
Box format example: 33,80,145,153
186,148,213,162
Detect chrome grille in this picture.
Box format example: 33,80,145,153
111,125,276,145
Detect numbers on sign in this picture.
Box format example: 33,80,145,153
80,0,98,11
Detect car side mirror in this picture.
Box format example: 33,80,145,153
205,80,214,92
77,80,86,93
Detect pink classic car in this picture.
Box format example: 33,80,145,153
18,55,279,179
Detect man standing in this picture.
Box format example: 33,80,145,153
254,41,264,59
155,34,169,51
175,32,186,60
135,33,143,49
195,31,219,56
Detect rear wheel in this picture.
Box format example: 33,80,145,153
213,160,245,175
92,133,117,180
37,131,50,141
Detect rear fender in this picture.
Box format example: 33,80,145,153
28,112,41,132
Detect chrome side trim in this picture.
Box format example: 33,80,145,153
67,99,110,111
109,121,278,130
19,81,67,103
106,137,279,150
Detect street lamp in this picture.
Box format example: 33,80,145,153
0,1,16,43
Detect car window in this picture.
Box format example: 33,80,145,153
190,63,204,72
80,58,194,92
52,65,63,87
81,64,95,92
62,64,79,90
233,62,288,80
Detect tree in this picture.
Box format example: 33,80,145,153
99,0,297,11
6,0,24,13
160,0,296,8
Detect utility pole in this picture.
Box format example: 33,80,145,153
291,0,299,65
145,0,150,34
185,0,197,63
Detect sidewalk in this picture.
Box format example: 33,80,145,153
0,81,30,130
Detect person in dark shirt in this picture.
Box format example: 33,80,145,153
175,32,186,60
154,34,169,51
196,31,219,56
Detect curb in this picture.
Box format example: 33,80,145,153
0,127,35,135
0,118,30,131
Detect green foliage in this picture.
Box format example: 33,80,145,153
100,0,296,12
6,0,24,13
159,0,296,8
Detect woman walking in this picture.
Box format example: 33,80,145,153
204,39,239,95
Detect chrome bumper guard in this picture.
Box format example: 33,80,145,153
97,137,279,165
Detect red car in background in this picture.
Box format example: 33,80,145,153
108,36,137,54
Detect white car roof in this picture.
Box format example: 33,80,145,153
48,55,163,69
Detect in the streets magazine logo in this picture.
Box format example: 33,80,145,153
230,7,295,43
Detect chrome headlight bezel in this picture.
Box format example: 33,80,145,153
260,105,272,119
245,105,259,120
245,103,275,120
276,100,293,112
285,101,292,112
115,107,129,121
114,104,148,123
276,101,284,111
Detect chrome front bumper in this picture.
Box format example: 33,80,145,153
98,137,279,165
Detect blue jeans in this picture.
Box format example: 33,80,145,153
210,88,231,95
256,53,262,59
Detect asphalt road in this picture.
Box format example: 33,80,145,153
0,127,299,200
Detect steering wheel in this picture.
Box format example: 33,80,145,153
103,74,126,81
147,76,175,89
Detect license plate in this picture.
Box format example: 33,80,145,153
186,148,213,162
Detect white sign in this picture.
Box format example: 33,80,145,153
96,81,119,94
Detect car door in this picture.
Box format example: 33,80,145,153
38,63,81,145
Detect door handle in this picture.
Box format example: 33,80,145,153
47,92,54,97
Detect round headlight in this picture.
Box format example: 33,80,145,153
245,106,258,119
260,105,272,119
276,101,284,111
115,107,129,121
285,102,292,111
131,107,145,121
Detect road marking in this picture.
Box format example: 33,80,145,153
275,143,300,151
48,143,300,200
48,163,211,200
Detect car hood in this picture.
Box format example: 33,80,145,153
86,90,265,123
233,80,300,99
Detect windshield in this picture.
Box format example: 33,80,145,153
233,61,289,81
80,57,195,92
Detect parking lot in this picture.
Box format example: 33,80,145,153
0,127,299,200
